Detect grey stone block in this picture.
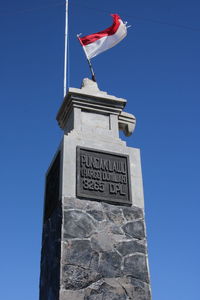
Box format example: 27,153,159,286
116,240,146,256
87,209,105,221
123,254,149,283
85,279,127,300
62,265,102,290
63,210,96,239
122,206,144,221
116,277,151,300
103,206,125,225
122,220,145,239
98,251,122,277
60,289,85,300
63,240,99,270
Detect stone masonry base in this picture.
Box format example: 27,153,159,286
60,197,151,300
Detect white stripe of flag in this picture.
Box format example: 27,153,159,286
78,14,128,59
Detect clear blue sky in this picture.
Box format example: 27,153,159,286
0,0,200,299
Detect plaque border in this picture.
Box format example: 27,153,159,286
76,146,132,206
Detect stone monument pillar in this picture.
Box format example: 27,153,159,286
39,79,151,300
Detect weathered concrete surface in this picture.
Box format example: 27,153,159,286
59,197,151,299
61,134,144,209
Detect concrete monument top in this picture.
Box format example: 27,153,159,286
70,78,127,103
56,78,136,137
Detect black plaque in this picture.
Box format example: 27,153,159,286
44,151,60,221
76,147,131,206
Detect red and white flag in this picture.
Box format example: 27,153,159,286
78,14,128,60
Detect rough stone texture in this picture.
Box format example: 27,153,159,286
63,210,96,239
39,205,62,300
39,192,151,300
60,277,151,300
122,221,145,240
60,197,151,299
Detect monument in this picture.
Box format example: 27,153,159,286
39,78,152,299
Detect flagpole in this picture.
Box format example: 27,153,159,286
77,35,97,82
86,58,96,82
63,0,68,97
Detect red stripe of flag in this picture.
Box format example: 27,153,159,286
79,14,121,46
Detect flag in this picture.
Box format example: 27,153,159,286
78,14,128,60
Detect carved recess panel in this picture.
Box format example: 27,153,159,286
76,147,132,206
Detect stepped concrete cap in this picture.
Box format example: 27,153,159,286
67,78,127,104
